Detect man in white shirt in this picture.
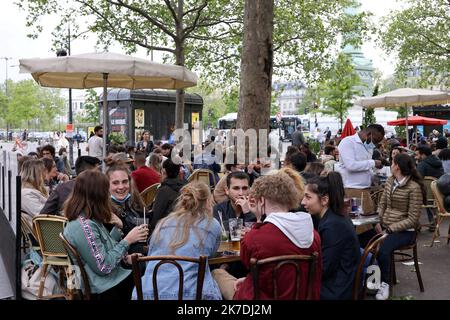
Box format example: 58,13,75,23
336,124,385,215
86,125,104,161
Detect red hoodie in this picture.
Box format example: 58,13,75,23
233,213,322,300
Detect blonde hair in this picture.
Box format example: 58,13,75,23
250,172,300,210
153,181,213,254
149,153,162,173
278,166,305,202
20,159,48,197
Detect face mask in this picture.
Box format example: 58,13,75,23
111,193,131,204
364,136,376,151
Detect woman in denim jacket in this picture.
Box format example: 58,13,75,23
133,181,222,300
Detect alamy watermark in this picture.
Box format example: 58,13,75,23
171,122,282,174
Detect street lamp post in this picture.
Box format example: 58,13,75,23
56,25,74,167
1,57,12,140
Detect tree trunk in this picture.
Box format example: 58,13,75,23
237,0,274,133
175,0,185,130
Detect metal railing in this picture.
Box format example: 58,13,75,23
0,148,22,299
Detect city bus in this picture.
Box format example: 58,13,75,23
270,115,310,141
217,112,238,133
218,113,310,141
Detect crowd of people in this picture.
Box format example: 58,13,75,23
17,122,450,301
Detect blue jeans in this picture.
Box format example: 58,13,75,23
378,231,416,284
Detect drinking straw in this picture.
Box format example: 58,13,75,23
143,206,146,225
218,210,226,232
361,192,364,214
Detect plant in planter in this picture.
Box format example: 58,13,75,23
307,138,321,156
108,132,126,145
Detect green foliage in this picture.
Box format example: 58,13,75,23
270,103,280,116
186,81,239,128
269,0,371,84
318,53,363,129
307,138,321,156
363,84,378,128
108,131,126,145
17,0,371,88
378,0,450,87
223,88,239,115
80,89,100,124
297,86,319,115
393,107,408,139
0,80,65,130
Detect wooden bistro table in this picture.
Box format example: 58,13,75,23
208,241,241,265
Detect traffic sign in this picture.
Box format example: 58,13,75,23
66,124,74,138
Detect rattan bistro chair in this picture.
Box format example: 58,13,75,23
140,183,160,207
421,176,438,230
390,230,424,296
430,180,450,246
32,214,70,299
20,211,39,254
59,233,91,300
188,169,217,191
250,253,319,300
370,190,384,212
353,233,387,300
131,254,207,300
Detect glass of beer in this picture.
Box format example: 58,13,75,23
229,218,243,251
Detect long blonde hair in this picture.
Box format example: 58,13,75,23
152,181,213,254
20,159,48,197
149,152,162,173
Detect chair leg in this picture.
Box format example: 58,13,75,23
64,268,74,300
430,217,442,247
389,254,395,297
37,264,49,299
447,220,450,245
413,245,424,292
392,255,397,285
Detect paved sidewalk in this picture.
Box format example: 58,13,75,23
386,217,450,300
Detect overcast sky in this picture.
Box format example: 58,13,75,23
0,0,406,86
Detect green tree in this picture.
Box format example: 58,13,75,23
77,89,100,124
378,0,450,87
18,0,370,132
187,82,228,129
0,89,8,129
270,103,280,117
363,83,378,128
318,53,363,129
35,87,66,131
0,80,65,130
6,80,41,128
223,88,239,115
297,86,319,115
17,0,242,129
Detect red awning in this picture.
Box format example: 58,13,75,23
387,116,448,126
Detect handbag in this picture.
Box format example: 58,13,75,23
21,259,61,300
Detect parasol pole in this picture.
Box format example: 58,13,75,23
103,73,109,171
405,103,409,148
415,125,418,145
